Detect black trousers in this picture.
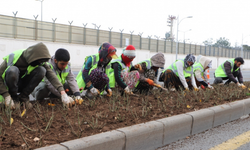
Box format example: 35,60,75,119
213,71,240,85
5,66,46,98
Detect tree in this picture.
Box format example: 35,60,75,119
213,37,231,48
203,38,214,46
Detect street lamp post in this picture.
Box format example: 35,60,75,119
179,29,192,42
175,16,193,60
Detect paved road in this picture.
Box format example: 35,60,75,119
157,115,250,150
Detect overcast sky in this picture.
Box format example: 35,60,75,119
1,0,250,47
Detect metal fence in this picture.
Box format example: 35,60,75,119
0,14,249,59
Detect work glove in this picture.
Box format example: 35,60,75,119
74,96,84,105
207,84,214,89
90,87,100,96
134,64,142,71
4,95,15,109
124,86,133,95
184,87,189,91
238,83,247,89
106,89,112,97
146,78,155,86
194,87,199,91
61,93,74,108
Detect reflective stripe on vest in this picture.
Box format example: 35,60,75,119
2,49,39,80
47,62,70,84
166,59,193,77
76,53,112,90
139,59,151,70
193,62,205,81
215,59,239,78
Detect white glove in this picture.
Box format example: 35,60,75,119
124,86,132,94
207,84,214,89
61,93,74,108
75,96,81,100
5,95,15,109
90,87,100,96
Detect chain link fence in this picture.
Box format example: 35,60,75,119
0,14,248,59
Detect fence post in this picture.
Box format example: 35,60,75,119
200,45,202,55
148,35,152,51
52,18,57,42
171,40,173,53
183,41,185,54
164,38,166,53
154,36,160,52
138,32,143,49
12,11,18,39
204,46,207,56
33,15,38,40
96,25,101,46
83,23,87,45
130,31,134,45
68,21,73,43
189,43,191,54
119,29,124,48
108,27,113,43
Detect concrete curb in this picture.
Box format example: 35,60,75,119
35,98,250,150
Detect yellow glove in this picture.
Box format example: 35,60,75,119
194,88,199,91
241,84,247,89
106,89,112,97
74,96,84,105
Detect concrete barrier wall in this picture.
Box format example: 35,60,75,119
0,37,249,70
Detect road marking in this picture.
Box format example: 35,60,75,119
210,130,250,150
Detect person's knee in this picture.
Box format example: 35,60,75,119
5,66,19,80
33,66,46,79
214,77,223,84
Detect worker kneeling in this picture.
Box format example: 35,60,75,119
213,57,246,89
32,48,81,107
76,43,118,98
193,55,214,89
1,43,72,109
159,54,198,91
133,52,165,94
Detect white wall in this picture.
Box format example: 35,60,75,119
0,37,249,70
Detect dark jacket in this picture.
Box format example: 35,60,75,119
224,61,243,83
0,43,64,97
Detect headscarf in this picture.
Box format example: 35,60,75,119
98,42,117,66
150,53,165,68
184,54,196,68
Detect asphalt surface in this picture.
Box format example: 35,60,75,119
157,115,250,150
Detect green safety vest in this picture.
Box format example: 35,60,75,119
215,58,239,78
0,49,41,102
109,56,133,87
46,62,70,85
2,49,40,80
76,53,113,90
164,59,193,78
135,59,151,88
193,62,205,76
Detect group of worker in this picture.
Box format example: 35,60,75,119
0,42,246,109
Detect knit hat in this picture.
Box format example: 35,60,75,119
122,45,136,58
121,45,136,67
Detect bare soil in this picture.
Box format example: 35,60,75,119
1,82,250,150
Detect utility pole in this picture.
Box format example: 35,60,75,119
167,15,176,40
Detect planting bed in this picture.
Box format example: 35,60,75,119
1,82,250,149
